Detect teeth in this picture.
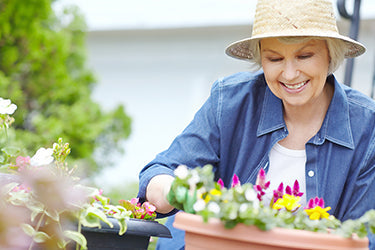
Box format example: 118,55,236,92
283,80,308,89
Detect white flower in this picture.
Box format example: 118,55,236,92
0,98,17,115
188,170,200,188
207,202,220,214
239,203,249,213
174,165,189,179
245,188,257,202
30,148,54,166
193,199,206,212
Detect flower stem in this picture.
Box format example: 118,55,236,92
29,212,45,250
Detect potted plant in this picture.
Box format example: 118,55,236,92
167,165,375,249
0,97,171,249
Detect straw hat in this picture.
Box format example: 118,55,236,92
225,0,366,61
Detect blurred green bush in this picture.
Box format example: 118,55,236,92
0,0,131,174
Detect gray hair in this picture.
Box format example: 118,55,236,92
250,37,346,75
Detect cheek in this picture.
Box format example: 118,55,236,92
261,61,279,82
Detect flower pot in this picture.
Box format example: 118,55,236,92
82,217,172,250
173,212,369,250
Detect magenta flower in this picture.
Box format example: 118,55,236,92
292,180,304,197
305,197,325,209
231,174,240,188
217,178,224,189
254,169,270,201
273,183,284,203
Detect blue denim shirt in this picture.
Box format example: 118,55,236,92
139,72,375,249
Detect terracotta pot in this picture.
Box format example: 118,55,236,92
173,212,369,250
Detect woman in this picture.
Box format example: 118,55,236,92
138,0,375,249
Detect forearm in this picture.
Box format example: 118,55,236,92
146,174,175,214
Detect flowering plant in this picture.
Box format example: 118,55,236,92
0,98,156,249
167,165,375,238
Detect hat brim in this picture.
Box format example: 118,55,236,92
225,33,366,61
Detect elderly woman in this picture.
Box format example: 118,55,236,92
138,0,375,249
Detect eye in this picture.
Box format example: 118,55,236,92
267,57,283,62
297,54,313,60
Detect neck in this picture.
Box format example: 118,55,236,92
283,83,334,125
279,82,334,150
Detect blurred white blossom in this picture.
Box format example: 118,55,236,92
174,165,188,179
30,148,54,166
193,199,206,212
207,202,220,214
0,98,17,115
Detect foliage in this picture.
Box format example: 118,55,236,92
168,165,375,238
0,0,131,174
0,98,155,249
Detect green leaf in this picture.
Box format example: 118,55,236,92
116,218,128,235
21,223,36,237
1,146,21,157
64,230,87,249
175,186,188,203
33,231,51,243
80,206,113,228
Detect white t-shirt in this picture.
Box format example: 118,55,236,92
264,142,307,207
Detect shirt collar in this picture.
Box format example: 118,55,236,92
257,74,354,149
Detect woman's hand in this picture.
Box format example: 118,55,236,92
146,174,175,214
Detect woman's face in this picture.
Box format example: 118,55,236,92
260,38,330,108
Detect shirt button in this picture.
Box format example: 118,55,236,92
308,170,315,177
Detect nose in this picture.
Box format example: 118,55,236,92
281,60,300,82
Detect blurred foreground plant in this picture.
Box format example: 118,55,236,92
0,98,155,249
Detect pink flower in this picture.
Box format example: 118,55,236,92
12,184,31,193
292,180,304,197
305,197,325,209
15,156,30,171
217,178,224,189
273,183,284,203
254,169,270,201
231,174,240,188
93,189,104,201
130,197,140,206
143,202,156,215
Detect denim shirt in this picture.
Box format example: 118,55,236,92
138,72,375,249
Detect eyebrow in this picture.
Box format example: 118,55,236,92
261,43,316,54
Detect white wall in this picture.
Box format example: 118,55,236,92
86,21,375,189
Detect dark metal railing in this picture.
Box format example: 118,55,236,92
337,0,362,87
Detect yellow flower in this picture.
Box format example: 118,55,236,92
305,206,331,220
209,189,222,196
273,194,301,211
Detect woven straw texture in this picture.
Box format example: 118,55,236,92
225,0,365,60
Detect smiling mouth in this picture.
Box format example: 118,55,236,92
282,80,309,90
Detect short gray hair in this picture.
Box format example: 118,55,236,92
250,37,346,75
